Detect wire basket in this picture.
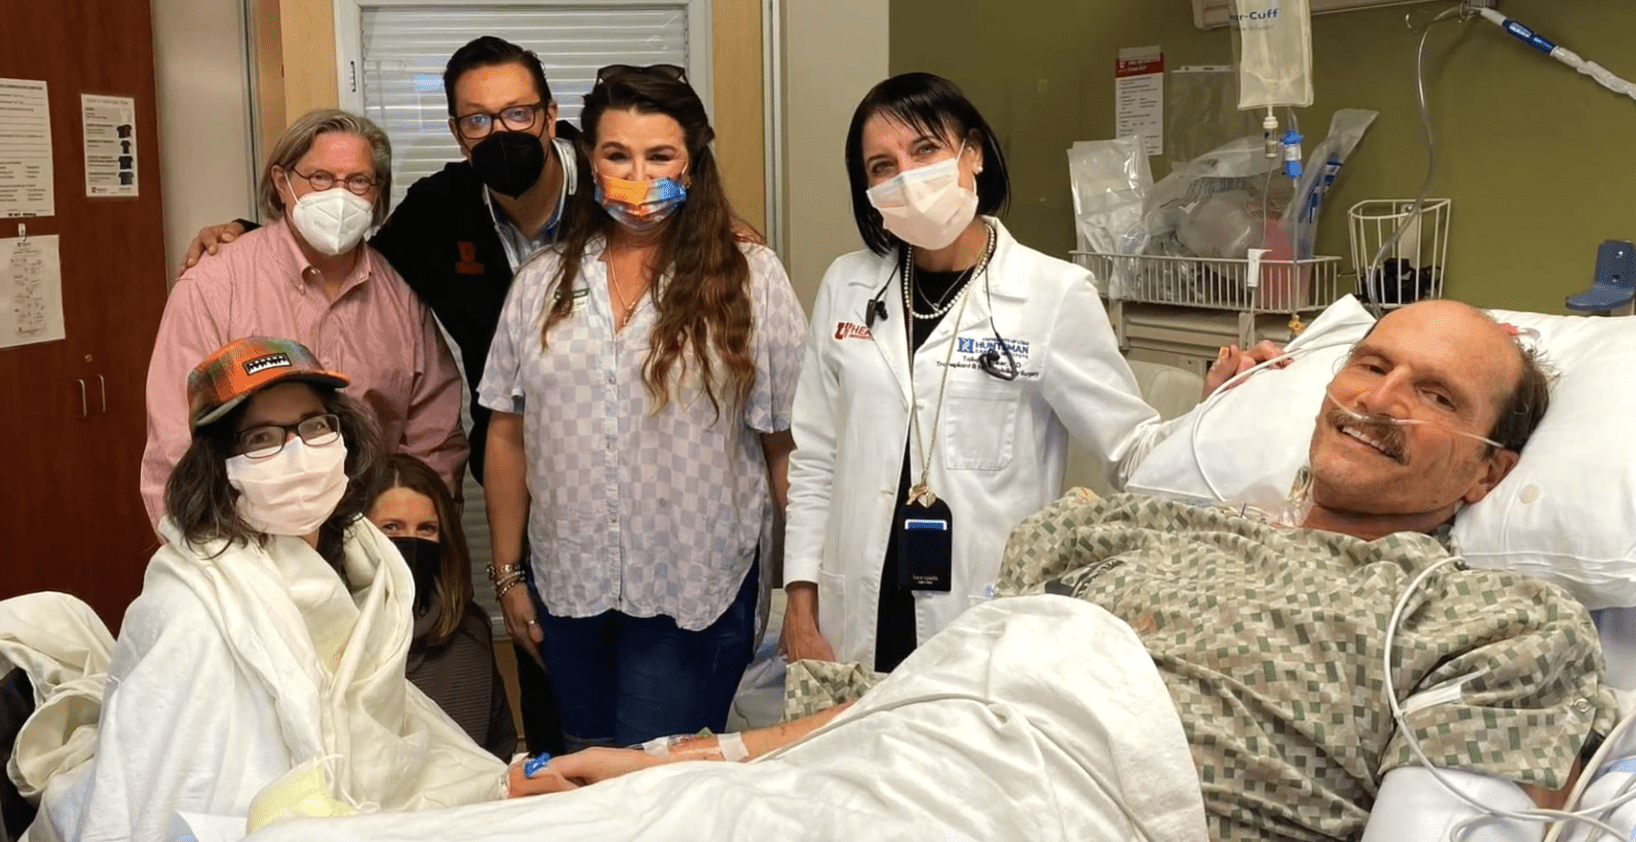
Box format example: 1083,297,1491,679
1348,198,1451,309
1072,251,1346,311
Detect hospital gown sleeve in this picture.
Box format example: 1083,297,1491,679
1036,264,1168,491
1378,570,1618,792
991,489,1111,598
781,260,849,587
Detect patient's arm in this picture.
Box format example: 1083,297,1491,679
509,702,856,797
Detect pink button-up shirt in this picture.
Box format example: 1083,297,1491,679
141,219,467,527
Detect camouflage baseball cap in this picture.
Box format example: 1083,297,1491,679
187,337,350,428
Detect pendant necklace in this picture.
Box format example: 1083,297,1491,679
607,254,643,327
901,220,997,507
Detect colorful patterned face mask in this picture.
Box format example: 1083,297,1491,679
595,172,688,233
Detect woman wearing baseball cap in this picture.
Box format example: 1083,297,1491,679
29,337,506,840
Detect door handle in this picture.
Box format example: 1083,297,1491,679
96,374,107,414
74,379,87,419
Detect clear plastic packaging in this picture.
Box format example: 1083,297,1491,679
1067,136,1152,295
1281,109,1377,259
1067,136,1152,256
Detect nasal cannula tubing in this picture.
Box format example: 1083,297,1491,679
1321,389,1504,450
1383,558,1636,842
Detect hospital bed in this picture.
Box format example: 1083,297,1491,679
7,294,1636,841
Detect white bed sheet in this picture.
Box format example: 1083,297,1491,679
241,596,1211,842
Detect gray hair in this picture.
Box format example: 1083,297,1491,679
259,108,393,226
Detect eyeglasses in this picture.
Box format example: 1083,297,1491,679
594,63,688,86
234,414,342,460
454,102,545,140
290,169,377,196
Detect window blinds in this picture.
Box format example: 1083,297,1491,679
360,5,690,209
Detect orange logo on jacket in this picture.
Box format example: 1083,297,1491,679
455,241,484,275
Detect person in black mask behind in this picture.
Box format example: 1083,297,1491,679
182,36,578,755
368,453,517,760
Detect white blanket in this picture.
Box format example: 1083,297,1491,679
0,592,114,802
242,595,1211,842
15,519,503,842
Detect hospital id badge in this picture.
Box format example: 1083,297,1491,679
896,497,953,592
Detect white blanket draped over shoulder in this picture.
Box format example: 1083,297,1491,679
9,517,503,842
241,595,1210,842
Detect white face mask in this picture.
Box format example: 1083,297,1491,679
225,436,350,537
284,175,374,256
865,146,979,250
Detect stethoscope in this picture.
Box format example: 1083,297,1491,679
862,249,1020,382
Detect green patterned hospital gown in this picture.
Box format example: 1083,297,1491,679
989,492,1616,842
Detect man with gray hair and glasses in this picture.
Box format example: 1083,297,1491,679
141,108,466,528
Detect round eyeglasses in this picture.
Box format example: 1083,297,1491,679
290,169,376,195
454,103,545,140
234,414,342,460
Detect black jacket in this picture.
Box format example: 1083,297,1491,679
366,120,582,484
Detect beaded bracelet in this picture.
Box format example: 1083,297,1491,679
495,576,525,600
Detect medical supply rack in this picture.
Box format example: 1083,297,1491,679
1071,251,1346,374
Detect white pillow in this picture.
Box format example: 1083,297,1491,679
1125,296,1374,506
1126,296,1636,610
1455,308,1636,609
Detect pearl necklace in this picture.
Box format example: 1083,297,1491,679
901,221,997,321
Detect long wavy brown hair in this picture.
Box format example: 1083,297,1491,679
539,66,754,420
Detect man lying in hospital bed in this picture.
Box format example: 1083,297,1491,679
218,297,1636,842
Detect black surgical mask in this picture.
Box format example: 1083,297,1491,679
469,131,546,198
389,536,442,614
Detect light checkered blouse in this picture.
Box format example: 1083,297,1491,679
479,237,805,630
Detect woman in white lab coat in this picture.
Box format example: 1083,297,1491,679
780,73,1167,671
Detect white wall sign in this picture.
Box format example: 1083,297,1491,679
0,78,55,219
0,233,65,348
1115,46,1165,157
82,93,138,198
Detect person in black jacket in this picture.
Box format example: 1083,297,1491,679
181,35,579,756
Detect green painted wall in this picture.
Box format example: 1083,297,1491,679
889,0,1636,313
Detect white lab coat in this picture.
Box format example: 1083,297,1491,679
784,219,1170,665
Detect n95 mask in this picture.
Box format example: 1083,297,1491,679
226,437,350,537
866,150,979,250
285,177,375,256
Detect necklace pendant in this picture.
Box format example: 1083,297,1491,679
907,483,937,508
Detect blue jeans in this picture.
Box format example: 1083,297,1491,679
530,560,758,751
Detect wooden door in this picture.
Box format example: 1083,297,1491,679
0,0,169,626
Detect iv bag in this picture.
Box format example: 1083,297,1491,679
1232,0,1314,109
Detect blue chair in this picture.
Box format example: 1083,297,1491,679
1566,239,1636,314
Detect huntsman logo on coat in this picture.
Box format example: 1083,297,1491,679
956,336,1029,364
